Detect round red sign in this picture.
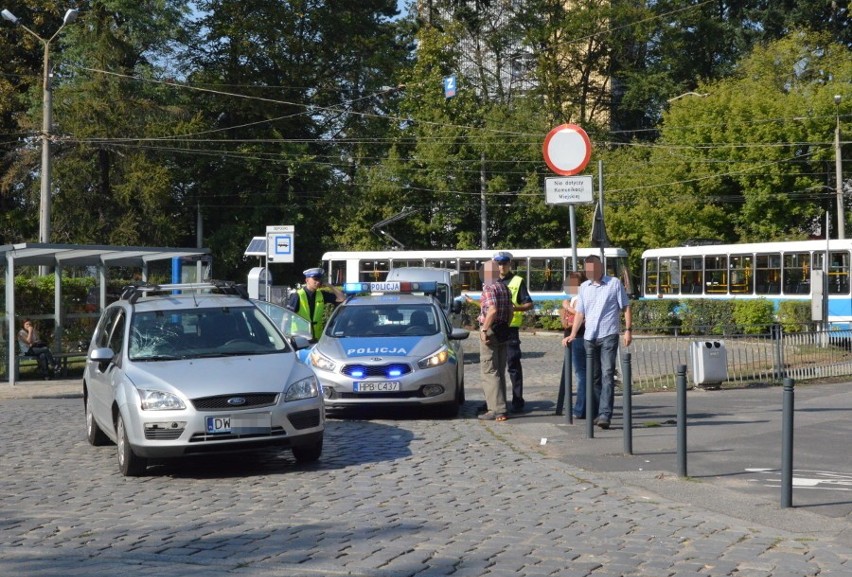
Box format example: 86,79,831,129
542,124,592,176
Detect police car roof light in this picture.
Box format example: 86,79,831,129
342,281,438,295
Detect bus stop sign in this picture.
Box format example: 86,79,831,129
543,124,592,176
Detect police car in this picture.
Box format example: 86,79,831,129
309,281,469,417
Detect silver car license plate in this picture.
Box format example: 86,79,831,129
206,413,271,434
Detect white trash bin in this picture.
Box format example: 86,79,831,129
690,340,728,387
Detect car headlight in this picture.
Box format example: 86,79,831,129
310,350,338,372
418,347,450,369
139,389,186,411
285,374,320,401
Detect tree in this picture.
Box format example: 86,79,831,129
183,0,409,281
601,30,851,267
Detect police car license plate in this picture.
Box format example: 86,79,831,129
353,381,400,392
206,413,271,434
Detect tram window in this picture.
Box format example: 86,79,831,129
729,254,753,294
391,258,425,269
514,258,530,288
644,258,659,295
424,258,458,270
680,257,703,294
783,253,810,294
529,258,562,292
359,259,389,282
457,259,485,291
755,254,781,294
615,258,633,293
657,257,679,294
704,255,728,293
829,251,851,294
326,259,347,285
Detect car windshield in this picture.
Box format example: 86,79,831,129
129,306,289,360
327,304,439,337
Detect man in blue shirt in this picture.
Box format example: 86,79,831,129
563,255,632,429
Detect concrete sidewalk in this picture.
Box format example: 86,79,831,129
0,378,81,400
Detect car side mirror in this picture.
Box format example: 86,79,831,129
89,347,115,372
450,328,470,340
289,336,313,351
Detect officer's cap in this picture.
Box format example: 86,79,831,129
492,251,513,263
303,267,325,279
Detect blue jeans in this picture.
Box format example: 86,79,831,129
584,334,619,421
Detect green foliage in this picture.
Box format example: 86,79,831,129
732,299,775,334
630,299,680,334
679,299,736,336
532,300,563,331
777,300,814,334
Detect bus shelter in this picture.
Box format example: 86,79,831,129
2,243,211,385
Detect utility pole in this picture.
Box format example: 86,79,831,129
835,95,845,240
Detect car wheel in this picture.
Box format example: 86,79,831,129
292,438,323,463
457,377,466,405
116,413,147,476
85,396,109,446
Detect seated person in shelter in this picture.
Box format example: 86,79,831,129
18,319,59,379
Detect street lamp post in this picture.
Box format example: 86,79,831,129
835,95,845,240
1,7,78,248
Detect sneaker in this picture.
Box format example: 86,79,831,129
593,417,610,429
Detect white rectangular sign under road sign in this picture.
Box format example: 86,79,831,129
545,176,593,205
267,225,294,263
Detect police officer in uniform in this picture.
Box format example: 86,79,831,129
492,252,534,411
285,268,345,342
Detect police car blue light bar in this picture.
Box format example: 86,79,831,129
342,281,438,295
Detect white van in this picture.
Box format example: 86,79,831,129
385,267,464,322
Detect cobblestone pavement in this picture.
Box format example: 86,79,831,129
1,333,850,576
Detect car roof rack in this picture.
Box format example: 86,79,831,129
120,281,249,304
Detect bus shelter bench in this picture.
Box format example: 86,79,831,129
15,351,80,380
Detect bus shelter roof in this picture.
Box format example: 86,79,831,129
3,243,211,386
0,242,210,268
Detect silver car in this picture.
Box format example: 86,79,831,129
310,282,469,417
84,283,324,476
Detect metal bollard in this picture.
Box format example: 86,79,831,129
566,342,573,424
586,345,595,438
676,364,687,478
622,352,633,455
773,324,785,381
781,377,795,508
555,347,566,416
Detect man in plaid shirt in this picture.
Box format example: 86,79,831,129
477,260,513,421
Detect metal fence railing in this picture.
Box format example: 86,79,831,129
625,325,852,391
